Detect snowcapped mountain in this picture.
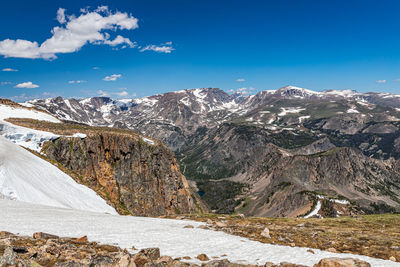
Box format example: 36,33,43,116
24,86,400,151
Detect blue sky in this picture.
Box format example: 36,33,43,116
1,0,400,101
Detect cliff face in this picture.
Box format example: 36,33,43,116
42,132,206,216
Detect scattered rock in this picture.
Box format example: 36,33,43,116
184,225,195,229
237,214,245,219
307,249,315,254
75,235,88,243
90,255,114,266
132,245,137,250
215,222,228,228
289,243,296,247
389,256,396,262
0,231,15,238
260,227,271,238
0,247,15,266
280,262,308,267
138,248,161,261
33,232,59,239
204,259,243,267
182,256,191,260
133,254,150,267
197,225,209,230
157,256,173,263
313,257,371,267
265,262,274,267
197,254,210,261
207,219,213,224
325,247,337,253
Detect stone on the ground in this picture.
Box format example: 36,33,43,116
215,222,227,227
0,247,15,266
196,254,210,261
75,235,88,243
33,232,59,239
313,257,371,267
261,227,271,238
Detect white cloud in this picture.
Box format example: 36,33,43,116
68,80,86,84
376,80,387,84
57,8,66,24
1,81,12,85
0,6,139,59
103,74,121,81
2,68,18,72
236,78,245,82
14,82,39,88
103,35,135,48
92,66,100,70
140,42,175,53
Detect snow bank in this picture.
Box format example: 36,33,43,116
72,133,87,138
278,107,306,116
304,201,322,218
0,200,397,267
0,121,59,152
0,104,60,123
0,137,116,214
142,137,155,145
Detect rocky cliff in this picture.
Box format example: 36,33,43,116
6,118,207,216
41,132,206,216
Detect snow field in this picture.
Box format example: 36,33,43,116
0,200,398,267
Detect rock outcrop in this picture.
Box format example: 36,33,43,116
41,131,206,216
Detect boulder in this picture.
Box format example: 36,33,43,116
75,235,88,243
0,247,15,266
138,248,161,261
204,259,245,267
196,254,210,261
313,257,371,267
215,222,227,228
33,232,59,239
260,228,271,238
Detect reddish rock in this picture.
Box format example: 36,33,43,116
197,254,210,261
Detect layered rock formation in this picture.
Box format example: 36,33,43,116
41,131,206,216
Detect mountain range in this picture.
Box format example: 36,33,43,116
21,86,400,217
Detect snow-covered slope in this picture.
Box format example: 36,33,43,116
0,104,60,122
0,199,398,267
0,136,116,214
0,104,62,151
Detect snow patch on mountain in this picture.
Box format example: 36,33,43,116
0,137,116,213
0,104,60,123
278,107,306,116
